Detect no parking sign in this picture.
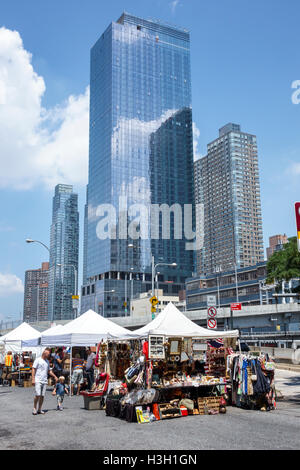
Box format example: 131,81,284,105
207,317,217,329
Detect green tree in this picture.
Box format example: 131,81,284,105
266,236,300,286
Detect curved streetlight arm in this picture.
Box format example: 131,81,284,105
151,257,177,297
26,239,50,253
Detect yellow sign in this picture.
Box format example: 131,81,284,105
276,325,281,331
72,295,79,300
151,306,157,313
150,296,158,305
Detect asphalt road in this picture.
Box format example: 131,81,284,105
0,369,299,450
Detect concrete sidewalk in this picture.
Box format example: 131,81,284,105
275,363,300,373
275,368,300,402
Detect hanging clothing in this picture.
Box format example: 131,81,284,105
252,360,270,395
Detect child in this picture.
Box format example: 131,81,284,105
52,376,69,411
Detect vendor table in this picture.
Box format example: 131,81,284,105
155,383,228,398
106,398,137,423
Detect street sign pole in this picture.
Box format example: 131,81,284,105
207,296,217,329
230,303,242,329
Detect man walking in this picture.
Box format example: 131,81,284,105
32,348,58,415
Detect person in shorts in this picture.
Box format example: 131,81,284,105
53,376,69,411
71,354,84,396
32,348,58,415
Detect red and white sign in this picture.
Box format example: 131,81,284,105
207,318,217,329
295,203,300,252
207,306,217,318
231,303,242,311
295,202,300,232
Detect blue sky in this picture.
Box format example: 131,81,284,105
1,0,300,321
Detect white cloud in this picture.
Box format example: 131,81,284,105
286,162,300,176
193,122,202,161
0,223,14,232
0,273,24,297
170,0,180,14
0,27,89,190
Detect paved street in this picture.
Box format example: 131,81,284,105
0,368,299,450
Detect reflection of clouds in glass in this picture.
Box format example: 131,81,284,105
111,109,179,206
111,108,179,159
119,176,151,204
87,203,100,222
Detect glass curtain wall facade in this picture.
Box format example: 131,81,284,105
82,13,194,317
195,123,264,276
48,184,79,321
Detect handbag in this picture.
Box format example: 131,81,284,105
179,398,194,411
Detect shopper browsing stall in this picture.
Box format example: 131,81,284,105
53,348,65,378
85,347,96,390
71,354,84,396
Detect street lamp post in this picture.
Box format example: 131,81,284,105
130,268,134,307
151,256,177,297
214,266,222,310
234,264,239,303
151,257,177,314
128,244,177,313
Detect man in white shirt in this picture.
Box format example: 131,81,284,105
32,348,58,415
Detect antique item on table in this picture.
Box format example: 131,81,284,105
169,339,181,355
148,335,165,360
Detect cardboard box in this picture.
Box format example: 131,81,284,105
83,395,103,410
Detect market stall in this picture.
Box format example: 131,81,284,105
0,323,43,387
40,309,138,400
105,303,239,423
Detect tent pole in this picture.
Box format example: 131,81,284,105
19,353,21,385
69,346,72,398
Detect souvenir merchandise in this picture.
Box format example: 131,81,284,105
1,350,36,387
105,335,232,423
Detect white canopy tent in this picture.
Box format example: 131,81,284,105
40,309,138,394
42,309,137,347
22,324,66,348
0,322,43,355
133,303,239,339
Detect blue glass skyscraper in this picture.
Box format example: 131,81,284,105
81,13,194,317
48,184,79,321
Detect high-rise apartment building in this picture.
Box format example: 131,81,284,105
81,13,195,317
48,184,79,321
23,262,49,322
195,123,264,276
266,234,288,259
